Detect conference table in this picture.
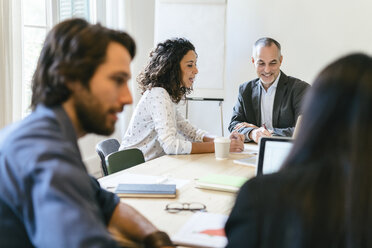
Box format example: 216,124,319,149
98,143,258,247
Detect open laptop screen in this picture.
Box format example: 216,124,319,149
256,137,293,176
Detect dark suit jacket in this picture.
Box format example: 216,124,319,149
229,72,310,138
225,167,345,248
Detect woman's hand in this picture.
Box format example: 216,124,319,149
229,132,245,152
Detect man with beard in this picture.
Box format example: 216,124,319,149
0,18,173,248
229,37,310,143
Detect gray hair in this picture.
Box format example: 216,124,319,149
252,37,281,59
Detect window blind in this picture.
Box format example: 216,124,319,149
59,0,89,21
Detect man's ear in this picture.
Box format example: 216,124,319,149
251,57,255,64
65,81,74,91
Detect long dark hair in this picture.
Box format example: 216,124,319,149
137,38,195,103
31,18,136,109
282,53,372,247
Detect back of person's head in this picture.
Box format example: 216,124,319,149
137,37,195,103
285,53,372,167
252,37,281,58
31,18,136,110
283,53,372,247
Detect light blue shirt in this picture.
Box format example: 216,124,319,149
0,105,121,248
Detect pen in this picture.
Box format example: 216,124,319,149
262,123,273,135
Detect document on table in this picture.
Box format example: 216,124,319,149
232,144,258,166
231,143,258,155
195,174,248,193
172,212,228,248
100,173,189,191
233,156,257,167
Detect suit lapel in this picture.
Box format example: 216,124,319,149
252,80,261,126
272,72,288,126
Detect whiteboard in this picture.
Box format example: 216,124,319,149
154,0,226,98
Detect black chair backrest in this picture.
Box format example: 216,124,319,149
96,138,120,176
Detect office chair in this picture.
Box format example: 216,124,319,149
105,148,145,175
96,138,120,176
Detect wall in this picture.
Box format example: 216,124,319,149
153,0,227,137
117,0,156,138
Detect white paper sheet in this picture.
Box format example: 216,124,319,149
172,212,228,248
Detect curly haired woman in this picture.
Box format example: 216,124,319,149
120,38,244,161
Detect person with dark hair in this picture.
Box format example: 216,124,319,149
229,37,310,143
0,18,173,248
225,53,372,247
120,38,244,161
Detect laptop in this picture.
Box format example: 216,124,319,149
292,115,302,139
256,136,293,176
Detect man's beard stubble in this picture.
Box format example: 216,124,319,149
73,91,116,136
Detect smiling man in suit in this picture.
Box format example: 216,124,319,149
229,37,310,143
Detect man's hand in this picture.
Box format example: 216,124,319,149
233,122,258,131
109,202,174,247
143,231,175,248
249,127,272,143
229,132,245,152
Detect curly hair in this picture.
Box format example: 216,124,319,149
31,18,136,110
137,38,195,103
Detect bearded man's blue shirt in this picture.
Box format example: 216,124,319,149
0,104,121,247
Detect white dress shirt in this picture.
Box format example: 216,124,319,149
260,72,281,131
120,87,208,161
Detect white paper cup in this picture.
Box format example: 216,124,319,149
214,137,231,160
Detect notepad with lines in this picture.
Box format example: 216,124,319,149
114,184,176,198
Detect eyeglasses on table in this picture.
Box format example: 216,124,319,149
165,202,207,213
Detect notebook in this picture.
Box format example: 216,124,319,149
114,184,177,198
256,136,293,176
195,174,248,193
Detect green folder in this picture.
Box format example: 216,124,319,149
196,174,248,192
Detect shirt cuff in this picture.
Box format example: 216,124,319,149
195,129,208,142
245,130,253,142
184,141,192,154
